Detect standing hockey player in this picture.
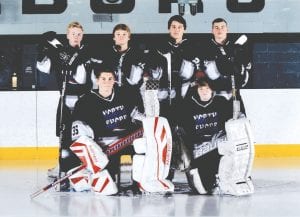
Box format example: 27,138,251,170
68,64,173,195
36,21,94,188
153,15,198,127
180,78,255,196
99,24,145,92
147,15,199,179
202,18,252,114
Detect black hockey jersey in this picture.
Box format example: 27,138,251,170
100,45,145,89
179,89,232,144
72,87,143,142
203,37,252,90
55,44,93,96
155,37,198,98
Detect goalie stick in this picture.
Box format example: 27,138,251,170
30,164,85,199
30,127,144,199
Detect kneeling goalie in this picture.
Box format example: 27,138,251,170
177,78,254,196
68,63,174,195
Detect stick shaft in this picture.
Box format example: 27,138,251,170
30,165,85,199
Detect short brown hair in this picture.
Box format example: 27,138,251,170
112,23,131,38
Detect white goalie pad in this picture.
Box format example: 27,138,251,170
132,117,174,193
91,169,118,195
70,136,109,174
133,138,147,154
217,117,255,196
68,167,91,192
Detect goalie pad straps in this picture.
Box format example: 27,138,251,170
70,136,109,174
217,118,255,196
132,117,174,193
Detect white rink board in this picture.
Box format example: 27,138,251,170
0,89,300,147
240,89,300,145
0,91,59,147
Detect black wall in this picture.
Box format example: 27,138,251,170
1,33,300,90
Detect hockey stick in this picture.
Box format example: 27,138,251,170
105,127,144,156
30,127,144,199
231,74,240,120
231,34,248,120
30,164,86,199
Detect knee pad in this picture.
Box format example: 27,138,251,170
70,136,109,174
91,169,118,195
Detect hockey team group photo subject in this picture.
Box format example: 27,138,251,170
27,14,254,198
3,1,300,216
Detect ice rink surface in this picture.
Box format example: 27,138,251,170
1,158,300,217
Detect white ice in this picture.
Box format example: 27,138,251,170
1,159,300,217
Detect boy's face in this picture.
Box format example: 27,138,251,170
113,29,130,47
67,27,83,48
168,21,185,42
97,72,115,92
198,85,213,102
212,21,228,42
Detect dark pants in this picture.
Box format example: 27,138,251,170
190,149,221,193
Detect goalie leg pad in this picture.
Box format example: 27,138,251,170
217,118,255,196
133,154,174,193
70,136,109,174
68,167,91,192
132,155,144,183
91,169,118,195
132,117,174,193
133,138,147,154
